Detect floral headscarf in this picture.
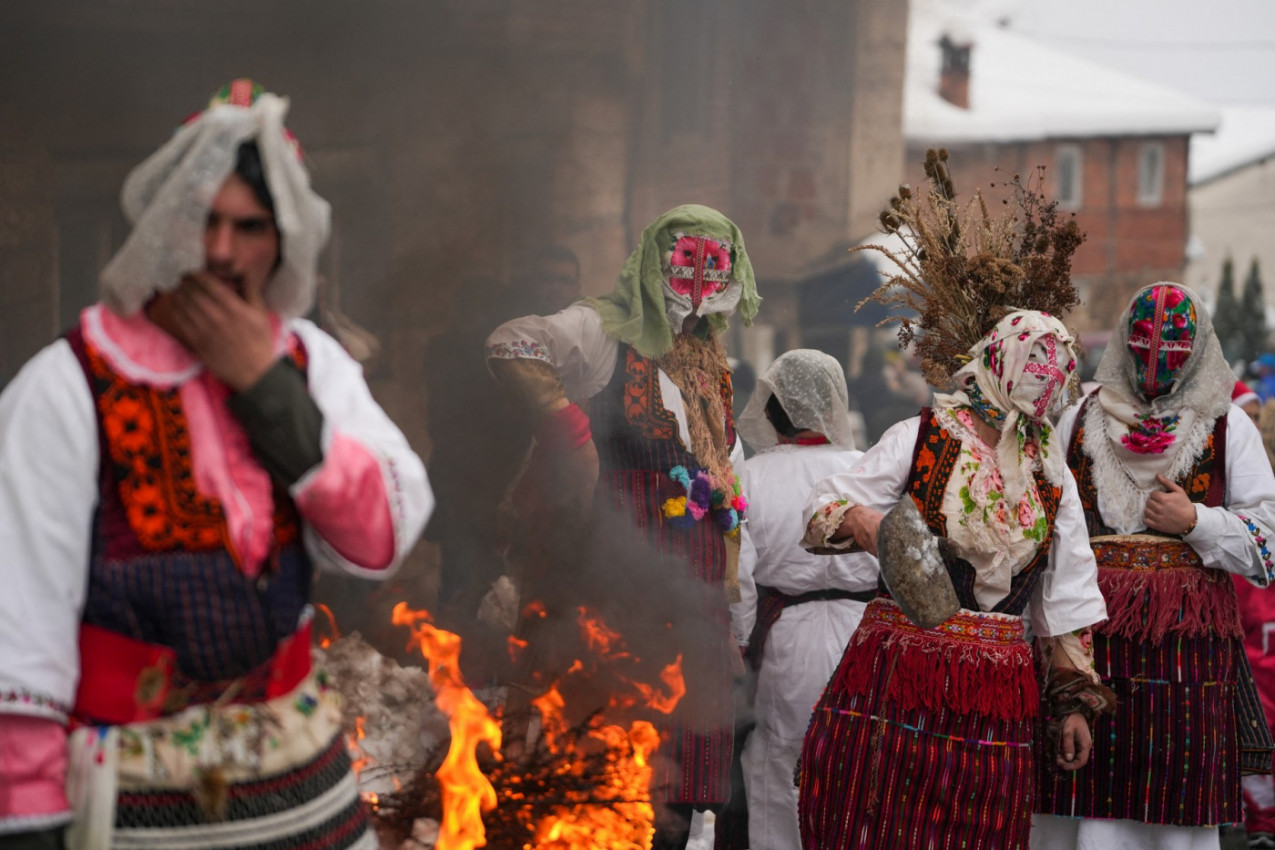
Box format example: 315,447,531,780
937,310,1075,502
933,310,1076,608
1082,282,1234,533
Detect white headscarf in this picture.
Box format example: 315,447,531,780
1082,282,1234,533
99,90,330,320
737,349,857,451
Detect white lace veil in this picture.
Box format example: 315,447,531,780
737,349,857,450
99,92,330,320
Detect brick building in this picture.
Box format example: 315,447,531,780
902,11,1220,332
0,0,909,598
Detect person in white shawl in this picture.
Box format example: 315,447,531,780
0,80,431,850
1033,282,1275,850
727,349,878,850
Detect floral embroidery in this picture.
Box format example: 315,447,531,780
294,693,319,717
1120,412,1180,454
1238,513,1275,580
82,339,303,561
485,339,553,363
0,687,70,722
172,717,208,757
623,347,679,440
807,500,852,548
951,409,1047,543
665,233,733,305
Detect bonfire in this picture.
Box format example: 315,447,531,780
322,601,686,850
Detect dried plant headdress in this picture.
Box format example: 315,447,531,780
855,148,1085,388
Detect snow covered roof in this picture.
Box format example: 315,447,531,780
906,14,1222,144
1190,106,1275,185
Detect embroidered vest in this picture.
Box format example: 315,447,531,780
65,327,313,685
1066,393,1227,536
591,343,736,473
905,407,1063,616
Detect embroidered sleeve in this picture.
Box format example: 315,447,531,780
1189,410,1275,586
290,322,432,577
485,304,618,401
799,417,921,553
804,500,857,550
0,340,97,717
1037,627,1101,686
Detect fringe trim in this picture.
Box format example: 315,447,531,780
657,332,734,492
1080,395,1214,533
833,618,1038,722
1096,565,1243,644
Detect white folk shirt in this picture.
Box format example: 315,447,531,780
734,443,880,850
803,415,1107,638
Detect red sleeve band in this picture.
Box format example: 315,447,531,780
537,402,592,452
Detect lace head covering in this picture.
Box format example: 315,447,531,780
586,205,760,358
99,79,331,320
1082,282,1234,532
737,349,857,451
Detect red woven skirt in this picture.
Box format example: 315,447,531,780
1036,536,1253,826
798,598,1038,849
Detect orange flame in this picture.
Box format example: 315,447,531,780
525,720,661,848
576,607,625,658
529,683,566,750
523,600,548,619
507,635,529,665
621,654,686,715
392,602,502,850
314,602,341,649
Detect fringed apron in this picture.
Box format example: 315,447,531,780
799,408,1060,849
1036,396,1274,827
63,326,374,850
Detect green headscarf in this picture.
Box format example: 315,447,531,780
586,204,760,358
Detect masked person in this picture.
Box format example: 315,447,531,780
486,205,759,850
728,349,877,850
1033,283,1275,850
798,311,1111,849
0,80,433,849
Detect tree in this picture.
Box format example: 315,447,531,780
1240,257,1269,364
1213,257,1243,363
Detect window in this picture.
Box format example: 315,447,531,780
1055,144,1082,209
1137,141,1165,207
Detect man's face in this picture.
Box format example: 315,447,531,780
203,174,280,301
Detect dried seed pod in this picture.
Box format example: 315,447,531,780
899,184,913,199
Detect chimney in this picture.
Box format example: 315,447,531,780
938,34,972,110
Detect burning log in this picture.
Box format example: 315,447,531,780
375,709,659,850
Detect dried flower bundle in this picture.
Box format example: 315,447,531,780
857,148,1085,388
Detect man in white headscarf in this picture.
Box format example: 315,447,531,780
728,349,877,850
0,80,432,849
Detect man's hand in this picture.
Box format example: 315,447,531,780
1056,712,1093,770
146,273,277,391
836,505,884,556
1144,474,1197,535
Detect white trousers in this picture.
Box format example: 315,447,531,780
1030,813,1221,850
